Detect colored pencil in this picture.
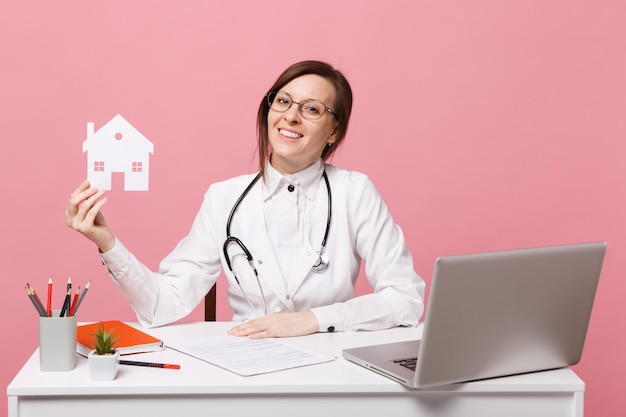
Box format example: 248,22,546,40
27,284,47,316
119,360,180,370
69,287,80,316
59,288,71,317
46,276,53,317
73,280,90,314
25,285,47,317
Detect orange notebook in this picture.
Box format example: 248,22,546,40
76,320,164,357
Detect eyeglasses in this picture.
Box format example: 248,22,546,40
266,92,336,120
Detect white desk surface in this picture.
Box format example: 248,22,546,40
8,322,584,417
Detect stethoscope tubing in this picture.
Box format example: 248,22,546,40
223,170,332,315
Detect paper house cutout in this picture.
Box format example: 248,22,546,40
83,114,154,191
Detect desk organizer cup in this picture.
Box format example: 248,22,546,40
38,310,77,371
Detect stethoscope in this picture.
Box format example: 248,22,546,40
223,170,332,316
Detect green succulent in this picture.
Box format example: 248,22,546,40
89,322,118,355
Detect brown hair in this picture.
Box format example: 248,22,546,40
256,60,353,176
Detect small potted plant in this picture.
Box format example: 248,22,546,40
87,322,120,381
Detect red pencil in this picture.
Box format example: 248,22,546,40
69,286,80,316
46,277,53,317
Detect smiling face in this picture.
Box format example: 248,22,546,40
267,74,339,174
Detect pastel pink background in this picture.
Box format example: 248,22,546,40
1,1,624,415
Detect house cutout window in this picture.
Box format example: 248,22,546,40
94,161,105,172
132,162,143,172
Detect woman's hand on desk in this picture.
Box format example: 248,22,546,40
227,311,319,338
66,180,116,253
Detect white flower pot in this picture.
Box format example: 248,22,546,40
88,350,120,381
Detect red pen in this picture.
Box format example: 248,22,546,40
46,277,53,317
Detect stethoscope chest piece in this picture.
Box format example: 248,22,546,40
311,252,330,273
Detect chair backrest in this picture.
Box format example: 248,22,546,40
205,284,216,321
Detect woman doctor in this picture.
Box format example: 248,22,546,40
66,60,425,338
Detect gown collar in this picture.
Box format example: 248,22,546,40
262,158,325,201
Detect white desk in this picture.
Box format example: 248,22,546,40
7,322,584,417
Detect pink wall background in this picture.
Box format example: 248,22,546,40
1,1,624,415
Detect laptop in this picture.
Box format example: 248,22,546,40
342,241,606,388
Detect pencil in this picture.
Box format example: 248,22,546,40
59,288,71,317
27,284,47,317
119,360,180,370
73,280,90,314
25,286,47,317
46,276,53,317
69,286,80,316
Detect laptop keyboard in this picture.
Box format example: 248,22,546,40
393,357,418,371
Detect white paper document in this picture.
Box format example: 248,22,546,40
166,335,335,376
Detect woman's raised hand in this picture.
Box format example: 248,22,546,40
65,180,115,252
